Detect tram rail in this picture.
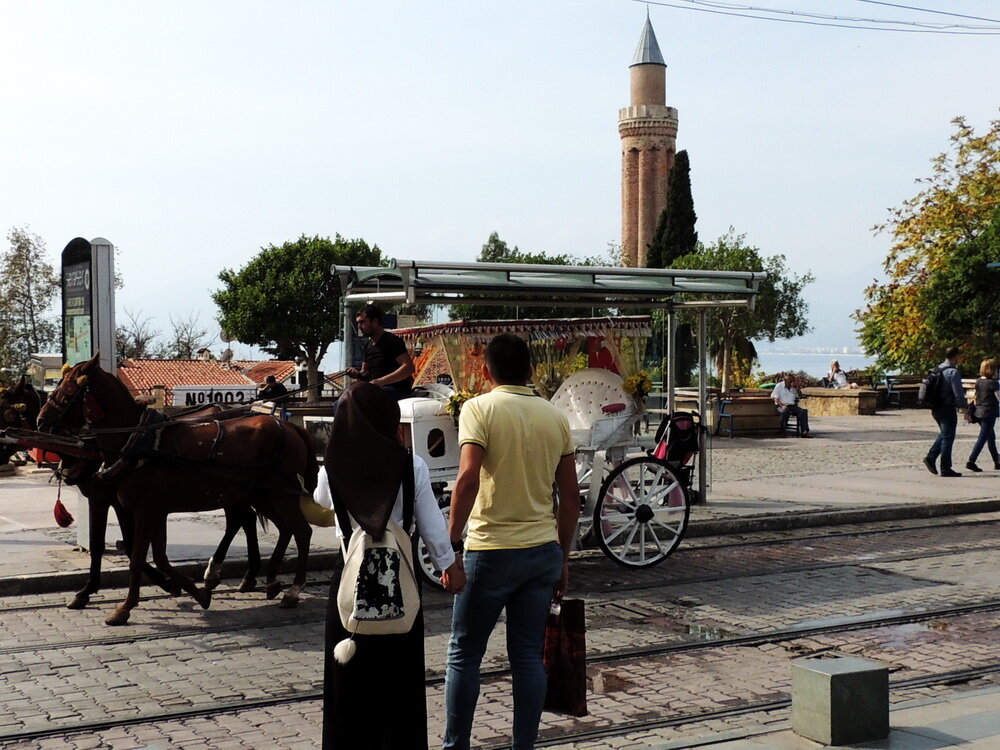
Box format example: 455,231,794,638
1,600,999,745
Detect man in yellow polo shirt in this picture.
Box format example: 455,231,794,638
442,333,579,750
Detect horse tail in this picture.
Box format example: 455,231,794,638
287,422,319,494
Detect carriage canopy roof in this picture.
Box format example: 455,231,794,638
332,259,764,310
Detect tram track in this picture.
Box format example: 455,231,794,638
1,600,999,745
0,513,994,616
1,536,998,655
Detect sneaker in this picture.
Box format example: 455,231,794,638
940,469,963,477
922,457,938,475
966,462,983,473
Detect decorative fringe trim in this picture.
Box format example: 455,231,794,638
333,637,357,665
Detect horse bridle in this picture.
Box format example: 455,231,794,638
43,374,90,430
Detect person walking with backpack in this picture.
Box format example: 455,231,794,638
923,346,966,477
322,382,463,750
965,358,1000,473
442,334,580,750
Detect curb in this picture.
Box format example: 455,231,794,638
0,551,343,599
685,498,1000,538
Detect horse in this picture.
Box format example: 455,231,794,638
37,354,317,626
1,377,264,609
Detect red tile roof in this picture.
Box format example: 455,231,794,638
118,359,297,405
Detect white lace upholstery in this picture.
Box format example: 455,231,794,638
549,368,635,449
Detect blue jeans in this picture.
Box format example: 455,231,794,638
443,542,563,750
969,416,998,465
928,407,958,471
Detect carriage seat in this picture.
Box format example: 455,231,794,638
549,368,635,450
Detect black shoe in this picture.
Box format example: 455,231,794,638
966,462,983,473
801,432,813,438
922,457,938,475
940,469,963,477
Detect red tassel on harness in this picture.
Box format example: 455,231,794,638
54,498,74,528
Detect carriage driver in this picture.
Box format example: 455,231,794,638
345,304,415,401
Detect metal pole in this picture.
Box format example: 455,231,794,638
697,309,708,504
341,295,353,371
666,310,676,414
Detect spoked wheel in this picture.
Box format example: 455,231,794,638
416,484,455,590
575,453,597,543
594,456,690,568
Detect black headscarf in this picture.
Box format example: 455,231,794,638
325,382,408,539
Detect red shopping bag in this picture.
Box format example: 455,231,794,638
542,598,588,717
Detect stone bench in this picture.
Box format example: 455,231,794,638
799,387,878,417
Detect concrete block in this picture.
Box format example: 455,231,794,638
791,655,889,745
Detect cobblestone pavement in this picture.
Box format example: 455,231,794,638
1,514,998,748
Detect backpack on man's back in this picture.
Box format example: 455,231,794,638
917,365,949,408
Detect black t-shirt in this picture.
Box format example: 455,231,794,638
364,331,413,390
259,382,288,400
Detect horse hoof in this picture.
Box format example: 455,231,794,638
279,592,300,609
237,576,257,593
170,582,184,597
106,608,130,626
265,581,283,600
66,594,89,610
195,588,212,610
203,558,222,590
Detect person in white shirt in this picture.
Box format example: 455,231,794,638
827,360,860,390
771,373,812,437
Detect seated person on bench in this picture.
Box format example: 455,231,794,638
826,360,860,390
772,373,812,437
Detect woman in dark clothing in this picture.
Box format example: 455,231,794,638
322,383,460,749
966,358,1000,472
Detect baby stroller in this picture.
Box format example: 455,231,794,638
593,410,702,568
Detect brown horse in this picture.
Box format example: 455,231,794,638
38,354,317,626
1,378,264,609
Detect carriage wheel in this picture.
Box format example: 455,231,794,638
594,456,690,568
416,484,454,590
574,453,596,543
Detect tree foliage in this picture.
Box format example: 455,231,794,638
647,150,698,269
671,229,813,392
448,232,605,321
855,116,1000,372
0,227,59,377
213,234,382,391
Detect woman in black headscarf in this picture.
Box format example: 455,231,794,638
323,382,462,749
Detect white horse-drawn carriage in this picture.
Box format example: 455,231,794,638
332,259,764,584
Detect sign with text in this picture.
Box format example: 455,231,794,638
172,385,256,407
61,237,115,372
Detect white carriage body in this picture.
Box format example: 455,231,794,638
398,397,459,484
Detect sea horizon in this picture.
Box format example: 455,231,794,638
754,351,876,379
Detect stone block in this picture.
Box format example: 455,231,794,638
791,655,889,745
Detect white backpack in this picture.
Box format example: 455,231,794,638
331,454,419,663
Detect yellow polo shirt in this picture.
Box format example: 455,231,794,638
458,385,575,550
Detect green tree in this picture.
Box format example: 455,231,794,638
647,150,698,269
449,232,602,321
671,229,813,392
0,227,59,377
855,116,1000,372
213,234,382,394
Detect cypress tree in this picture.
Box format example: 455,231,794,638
647,150,697,268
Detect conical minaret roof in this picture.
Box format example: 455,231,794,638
630,17,665,67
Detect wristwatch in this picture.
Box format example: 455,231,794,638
451,540,464,554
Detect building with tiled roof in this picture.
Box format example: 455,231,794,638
117,359,297,406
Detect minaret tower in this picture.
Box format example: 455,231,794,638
619,17,678,267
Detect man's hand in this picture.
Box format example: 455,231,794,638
441,557,466,594
345,367,362,379
369,377,384,387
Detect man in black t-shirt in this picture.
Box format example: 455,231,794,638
258,375,288,401
346,304,415,400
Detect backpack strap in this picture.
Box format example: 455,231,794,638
402,450,415,533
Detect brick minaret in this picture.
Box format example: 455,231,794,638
619,17,678,268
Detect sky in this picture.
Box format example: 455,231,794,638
2,1,997,370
